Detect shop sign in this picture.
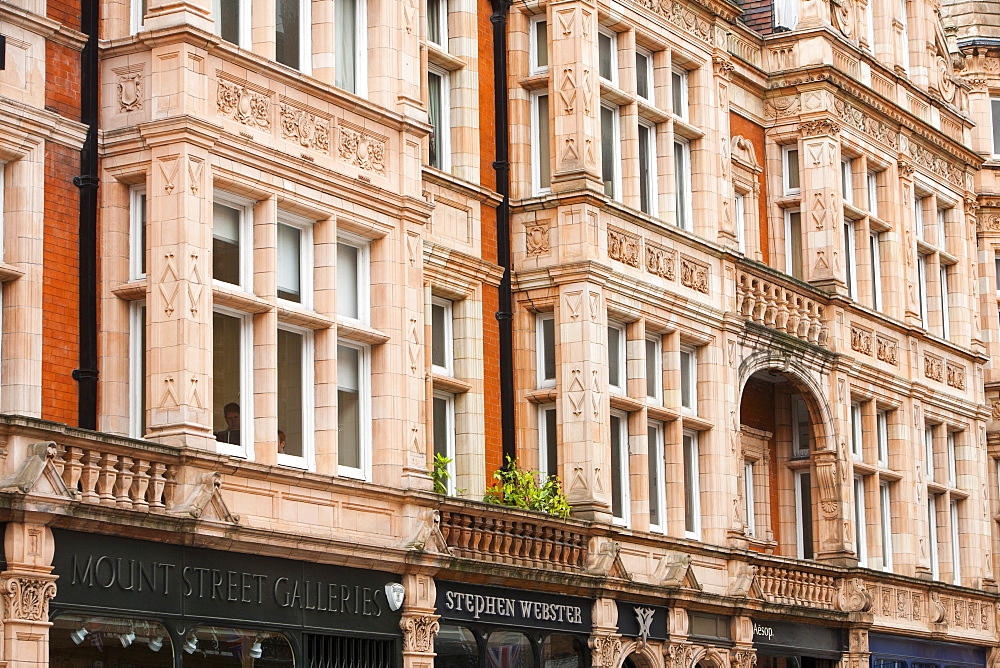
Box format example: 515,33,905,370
616,602,667,641
436,581,591,632
51,529,403,635
753,619,844,658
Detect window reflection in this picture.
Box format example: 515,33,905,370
487,630,535,668
51,615,173,666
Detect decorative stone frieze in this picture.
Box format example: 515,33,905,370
633,0,713,44
646,242,676,280
907,140,964,188
337,122,387,174
875,335,898,365
798,119,841,137
279,101,331,153
608,227,641,268
833,99,899,149
680,256,709,293
217,76,271,130
946,362,966,390
924,354,944,382
850,325,873,356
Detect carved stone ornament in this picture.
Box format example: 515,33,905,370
608,227,641,268
798,119,841,137
280,102,331,153
924,354,944,382
731,135,761,170
634,0,713,44
832,0,853,37
680,256,710,294
876,335,898,365
850,326,873,356
897,160,915,177
526,222,551,255
118,72,142,112
732,650,758,668
992,401,1000,421
217,79,271,130
646,242,676,280
929,593,947,624
3,577,57,621
634,606,655,645
589,634,623,668
838,577,873,612
946,362,966,391
338,123,387,174
979,213,1000,232
765,95,801,119
400,614,440,653
665,642,696,668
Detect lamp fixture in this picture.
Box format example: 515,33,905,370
70,626,89,645
120,630,136,648
249,639,263,659
148,635,164,652
182,633,198,654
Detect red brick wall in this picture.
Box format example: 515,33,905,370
42,141,81,425
46,42,82,120
730,112,769,263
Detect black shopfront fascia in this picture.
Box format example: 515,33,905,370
435,580,593,667
753,619,845,660
49,529,404,667
869,633,986,668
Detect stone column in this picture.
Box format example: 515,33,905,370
590,598,623,668
712,57,737,248
731,617,757,668
558,281,611,522
797,117,842,293
896,159,922,326
1,523,57,667
399,573,439,668
548,0,602,194
840,626,871,668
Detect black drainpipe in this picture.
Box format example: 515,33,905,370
72,0,100,430
490,0,515,465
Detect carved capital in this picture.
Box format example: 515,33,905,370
400,614,440,653
2,576,56,622
733,650,758,668
798,119,841,137
589,634,623,668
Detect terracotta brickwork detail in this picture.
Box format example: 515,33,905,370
924,354,944,382
608,227,640,268
680,255,710,293
216,76,271,129
279,100,331,153
646,242,676,280
946,362,966,391
337,122,387,174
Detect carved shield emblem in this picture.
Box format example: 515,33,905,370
385,582,405,612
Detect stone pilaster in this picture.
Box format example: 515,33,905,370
797,117,842,292
1,523,57,667
590,598,622,668
399,574,439,668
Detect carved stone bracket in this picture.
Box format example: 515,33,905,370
838,577,873,612
400,613,440,653
665,641,697,668
2,576,57,622
167,471,240,523
590,634,624,668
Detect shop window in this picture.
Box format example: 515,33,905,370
213,194,252,289
183,626,293,664
277,326,313,467
541,634,587,667
434,624,479,668
51,615,173,665
130,187,147,279
335,0,367,96
213,310,251,455
530,17,548,73
536,313,555,388
275,0,311,71
215,0,251,47
531,92,551,193
539,404,558,479
611,410,630,526
486,629,535,668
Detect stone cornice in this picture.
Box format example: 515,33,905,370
0,3,87,50
0,97,88,156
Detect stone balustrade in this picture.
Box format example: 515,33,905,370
756,564,839,609
54,443,177,511
736,269,829,346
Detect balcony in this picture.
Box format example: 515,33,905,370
735,263,830,347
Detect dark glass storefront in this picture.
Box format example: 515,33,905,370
434,580,591,667
753,619,844,668
869,633,986,668
49,529,403,667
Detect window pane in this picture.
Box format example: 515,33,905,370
534,20,548,69
674,141,689,228
683,433,698,533
275,0,301,69
645,338,658,398
213,312,243,444
647,425,661,527
337,243,359,319
219,0,241,44
541,635,585,668
50,615,174,665
785,148,799,191
428,0,443,45
433,395,451,460
486,630,535,668
277,223,302,302
680,349,693,410
428,71,444,169
278,329,304,458
992,99,1000,155
335,0,358,92
636,52,649,99
607,326,621,387
788,211,802,277
541,315,555,382
435,625,478,668
639,124,653,214
799,472,813,559
543,407,558,477
610,415,623,519
601,106,616,198
671,70,685,116
432,301,449,369
138,192,147,275
338,345,361,469
598,32,614,80
536,94,551,189
213,203,241,285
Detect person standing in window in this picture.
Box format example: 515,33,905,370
215,402,241,444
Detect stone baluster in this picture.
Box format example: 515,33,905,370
131,459,151,511
148,462,166,509
96,453,119,505
115,456,135,508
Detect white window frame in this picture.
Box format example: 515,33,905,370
645,335,662,403
131,0,146,32
743,460,756,538
337,341,371,480
607,321,626,394
610,410,630,526
129,187,147,280
936,207,947,250
276,324,315,470
867,170,879,217
782,145,800,195
427,0,449,50
601,103,622,201
427,65,451,172
674,138,692,230
869,230,883,309
784,208,802,278
794,469,812,559
679,346,696,414
876,409,889,467
432,390,457,494
275,0,313,73
530,92,551,194
950,500,961,585
914,194,925,240
850,402,863,460
683,429,701,539
213,0,252,47
844,219,857,299
129,301,146,440
734,192,746,253
598,29,618,84
899,0,910,72
536,313,556,388
212,192,254,292
277,213,314,309
946,431,957,487
337,236,370,325
648,421,666,533
335,0,368,97
841,158,854,205
880,482,893,572
635,47,654,102
431,296,454,377
213,307,254,460
638,120,658,217
928,495,939,579
916,253,928,328
925,424,935,482
671,66,689,120
939,264,951,339
538,405,558,479
529,16,548,74
854,476,868,566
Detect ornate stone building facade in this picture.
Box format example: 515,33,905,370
0,0,997,661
